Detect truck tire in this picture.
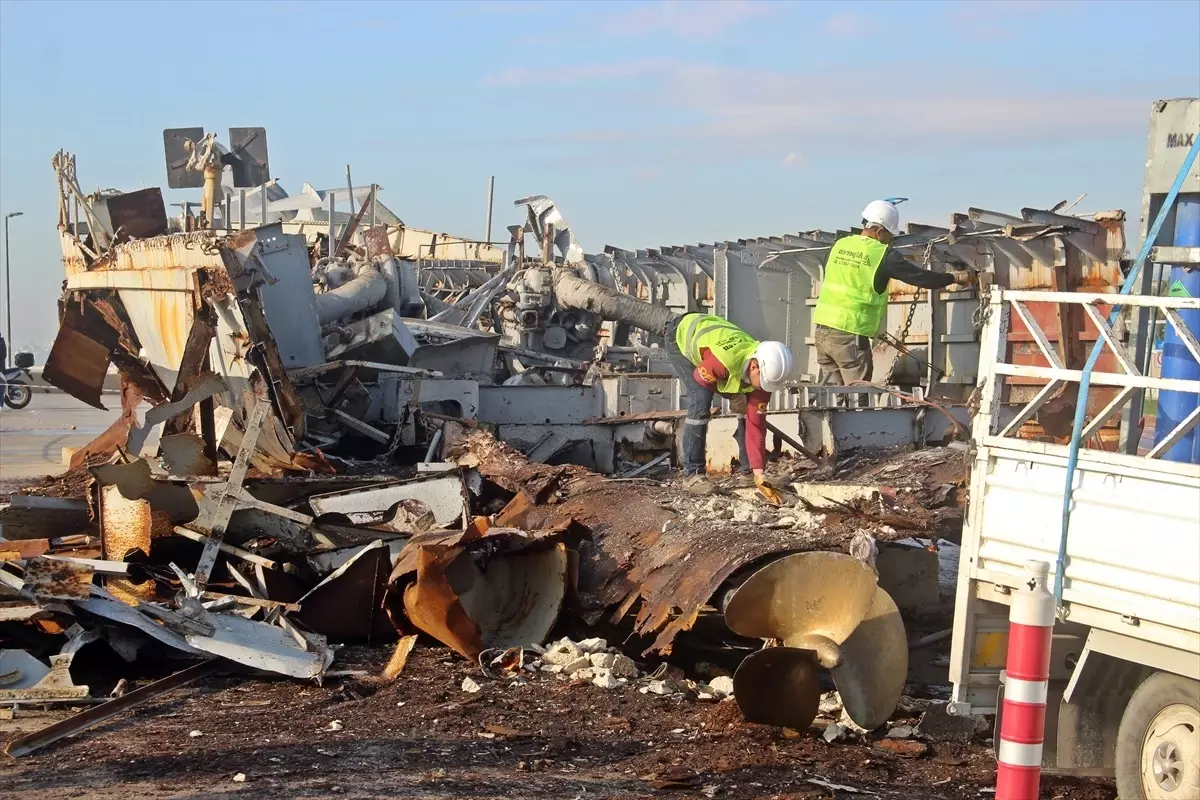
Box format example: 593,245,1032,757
1115,671,1200,799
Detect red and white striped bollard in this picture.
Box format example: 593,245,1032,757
995,559,1055,800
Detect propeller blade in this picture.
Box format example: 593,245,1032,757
732,647,821,730
831,586,908,730
724,552,879,644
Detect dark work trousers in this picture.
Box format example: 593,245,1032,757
666,315,749,476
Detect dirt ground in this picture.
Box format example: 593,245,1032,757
0,645,1115,800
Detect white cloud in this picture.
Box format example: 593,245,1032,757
480,58,1146,164
599,0,770,39
781,152,807,167
660,61,1139,144
823,11,881,38
944,0,1069,41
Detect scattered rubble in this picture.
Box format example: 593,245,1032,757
0,138,1120,798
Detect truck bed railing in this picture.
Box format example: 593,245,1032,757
976,290,1200,462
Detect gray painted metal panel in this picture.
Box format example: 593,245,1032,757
1143,99,1200,196
241,224,325,368
716,245,810,383
595,375,679,417
406,321,500,379
479,386,602,425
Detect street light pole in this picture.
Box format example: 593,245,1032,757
3,211,23,368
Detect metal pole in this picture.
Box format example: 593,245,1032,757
485,175,495,244
239,189,246,230
328,193,336,258
3,212,20,368
345,165,355,219
370,183,377,229
3,215,9,368
1120,261,1157,454
4,660,220,758
259,182,268,227
223,195,231,232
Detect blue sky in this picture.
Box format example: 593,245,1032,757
1,0,1198,352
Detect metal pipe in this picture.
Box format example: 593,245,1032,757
345,165,355,218
239,189,246,230
424,429,444,463
370,184,377,228
259,182,267,226
1055,134,1200,610
485,176,495,243
552,270,673,334
313,261,389,324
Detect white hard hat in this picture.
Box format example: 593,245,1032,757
861,199,901,236
753,341,793,392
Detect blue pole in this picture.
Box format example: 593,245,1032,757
1054,133,1200,609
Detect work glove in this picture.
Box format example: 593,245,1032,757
755,474,785,506
951,269,978,287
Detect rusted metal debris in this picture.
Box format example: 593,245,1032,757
387,518,583,660
0,144,984,758
22,558,94,601
448,431,927,657
295,540,394,644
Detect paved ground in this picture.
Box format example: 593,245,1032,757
0,394,119,479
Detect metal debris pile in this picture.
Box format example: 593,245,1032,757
0,134,1022,761
0,421,966,754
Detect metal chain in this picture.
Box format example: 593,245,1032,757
972,284,992,329
967,282,993,418
883,241,936,385
883,290,922,385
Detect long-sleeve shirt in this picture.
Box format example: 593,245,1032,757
693,348,771,472
874,249,956,293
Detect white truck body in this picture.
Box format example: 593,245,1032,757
947,288,1200,786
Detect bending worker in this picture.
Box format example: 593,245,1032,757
814,199,977,386
666,313,793,503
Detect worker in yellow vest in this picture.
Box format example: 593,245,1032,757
814,199,977,386
666,313,793,503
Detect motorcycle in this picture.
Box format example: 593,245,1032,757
2,352,35,410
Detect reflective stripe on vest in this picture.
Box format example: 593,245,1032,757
674,314,759,395
813,234,889,337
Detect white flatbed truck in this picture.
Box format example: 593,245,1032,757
946,285,1200,799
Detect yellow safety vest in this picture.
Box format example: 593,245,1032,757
675,314,759,395
813,234,889,337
